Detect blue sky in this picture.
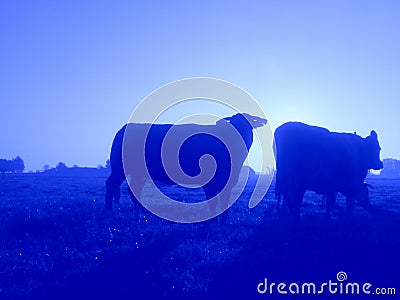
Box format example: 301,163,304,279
1,1,399,171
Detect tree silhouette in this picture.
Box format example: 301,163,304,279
56,162,67,170
0,159,12,173
13,156,25,173
0,157,25,173
380,158,400,178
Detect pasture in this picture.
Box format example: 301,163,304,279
0,173,399,299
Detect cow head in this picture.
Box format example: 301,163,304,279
217,113,267,151
222,113,267,129
363,130,383,170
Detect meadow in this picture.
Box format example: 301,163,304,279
0,173,399,299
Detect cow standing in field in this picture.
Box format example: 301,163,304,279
277,182,372,216
274,122,383,221
105,113,267,219
320,182,373,214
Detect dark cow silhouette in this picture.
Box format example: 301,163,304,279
274,122,383,221
105,113,267,216
277,182,372,216
321,182,373,215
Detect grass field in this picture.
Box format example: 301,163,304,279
0,173,399,299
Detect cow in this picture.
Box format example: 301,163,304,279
276,182,373,216
321,182,373,215
105,113,267,219
274,122,383,221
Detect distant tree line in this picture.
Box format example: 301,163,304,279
39,160,111,173
0,156,25,173
6,156,398,178
37,160,111,177
379,158,400,178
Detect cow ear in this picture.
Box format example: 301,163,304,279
370,130,378,139
217,118,228,125
223,116,232,122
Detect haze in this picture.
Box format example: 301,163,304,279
1,1,399,171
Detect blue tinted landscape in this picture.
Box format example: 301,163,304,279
1,171,399,298
1,1,400,298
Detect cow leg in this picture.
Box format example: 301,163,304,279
276,193,282,211
203,185,220,220
277,193,290,219
287,189,305,223
275,173,282,211
218,187,233,222
346,196,356,216
127,177,145,220
357,184,372,211
325,192,337,218
127,178,144,203
203,185,232,221
114,188,121,204
105,171,125,211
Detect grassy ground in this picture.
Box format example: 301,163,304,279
0,174,399,299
